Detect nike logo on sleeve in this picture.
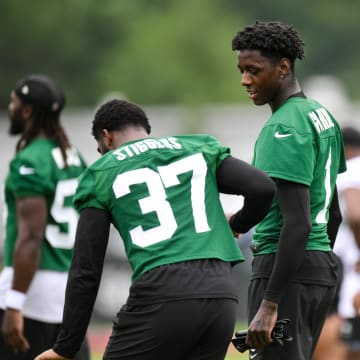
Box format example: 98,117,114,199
274,131,293,138
19,165,36,175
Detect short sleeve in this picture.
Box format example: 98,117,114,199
10,157,52,196
203,135,231,168
254,125,314,185
73,169,106,211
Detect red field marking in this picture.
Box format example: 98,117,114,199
87,327,111,353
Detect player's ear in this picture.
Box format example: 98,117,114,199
103,129,112,146
279,58,291,77
22,104,32,120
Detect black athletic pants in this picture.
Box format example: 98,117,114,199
0,309,89,360
248,278,337,360
103,298,237,360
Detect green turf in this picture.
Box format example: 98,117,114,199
226,354,247,360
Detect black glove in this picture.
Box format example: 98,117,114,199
231,318,293,353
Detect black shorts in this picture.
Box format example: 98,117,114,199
0,309,89,360
247,252,339,360
103,298,237,360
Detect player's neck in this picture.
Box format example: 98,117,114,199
112,128,149,149
270,77,301,113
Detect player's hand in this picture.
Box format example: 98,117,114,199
1,308,29,353
232,318,292,353
246,299,278,349
225,212,241,239
34,348,71,360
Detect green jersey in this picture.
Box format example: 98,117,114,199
74,134,244,281
4,139,87,271
252,97,346,254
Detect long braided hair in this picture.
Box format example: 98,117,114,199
14,74,71,167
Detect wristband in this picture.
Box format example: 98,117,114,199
5,289,27,310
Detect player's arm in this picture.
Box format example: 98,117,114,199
50,207,111,359
353,291,360,315
327,186,342,248
341,187,360,249
216,156,276,234
12,196,47,292
246,179,311,348
263,179,311,302
2,196,47,353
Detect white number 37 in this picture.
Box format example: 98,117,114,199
112,153,211,248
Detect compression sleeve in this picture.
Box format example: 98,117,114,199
327,186,342,249
264,179,311,303
216,156,276,234
53,207,111,358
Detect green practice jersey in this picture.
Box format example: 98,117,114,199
74,135,244,281
252,97,346,254
4,139,87,271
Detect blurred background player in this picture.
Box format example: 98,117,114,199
0,74,89,360
35,99,276,360
313,126,360,360
232,21,346,360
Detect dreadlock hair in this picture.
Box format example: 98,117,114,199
232,21,305,71
16,111,71,167
14,74,71,167
92,99,151,140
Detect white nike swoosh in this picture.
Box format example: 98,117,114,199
19,165,35,175
274,131,293,138
249,349,258,359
